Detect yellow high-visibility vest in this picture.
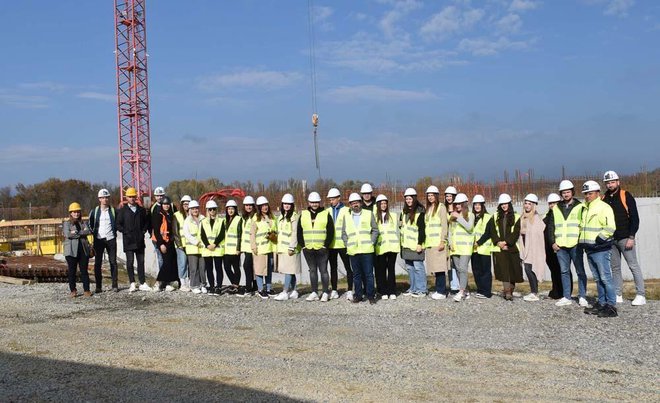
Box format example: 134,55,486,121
277,212,300,254
326,206,349,249
400,211,422,250
473,213,495,255
552,202,584,248
300,209,329,250
579,198,615,246
449,212,474,256
240,215,254,253
253,217,277,255
223,216,242,256
344,211,374,256
201,217,224,257
376,212,400,255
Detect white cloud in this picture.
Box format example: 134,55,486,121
458,36,533,56
18,81,68,92
420,6,485,41
379,0,422,38
325,85,438,102
496,13,523,33
313,6,334,31
77,92,115,102
197,69,303,91
0,91,49,109
603,0,634,17
509,0,541,12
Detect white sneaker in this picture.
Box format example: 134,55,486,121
330,290,339,300
381,294,389,300
402,290,412,296
138,283,151,292
616,295,624,304
512,291,522,298
555,297,572,306
306,292,319,301
152,283,162,292
289,290,299,299
389,294,397,300
453,291,464,302
274,291,289,301
523,293,540,302
431,292,446,300
192,288,202,294
180,283,191,292
320,292,329,302
128,282,137,293
579,297,589,307
201,287,208,294
631,295,646,306
345,290,354,301
165,285,175,292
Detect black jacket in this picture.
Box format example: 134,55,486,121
603,188,639,239
116,204,149,251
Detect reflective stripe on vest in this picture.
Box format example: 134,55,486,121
277,212,300,254
184,218,202,255
201,217,224,257
174,211,186,247
473,213,495,255
326,206,349,249
552,202,583,248
300,209,329,250
449,212,474,256
376,212,400,255
424,207,444,248
224,216,242,255
240,215,254,253
579,198,615,245
254,218,276,255
400,212,421,250
344,211,374,256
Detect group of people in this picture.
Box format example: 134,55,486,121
63,170,647,317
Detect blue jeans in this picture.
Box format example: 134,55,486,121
284,274,297,292
350,253,375,300
256,254,274,292
586,250,616,306
557,246,586,299
405,259,427,293
176,248,188,280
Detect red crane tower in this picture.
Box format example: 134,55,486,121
114,0,152,202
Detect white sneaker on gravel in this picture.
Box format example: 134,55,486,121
512,291,522,298
128,282,137,293
289,290,299,299
389,294,397,300
138,283,151,292
306,292,319,301
180,283,191,292
152,283,162,292
631,295,646,306
201,287,208,294
274,291,289,301
523,293,539,302
165,285,175,292
192,288,202,294
330,290,339,300
616,295,624,304
431,292,446,300
578,297,589,307
381,294,389,300
555,297,572,306
345,291,354,301
453,291,464,302
320,292,329,302
475,293,488,299
402,290,412,296
411,292,425,298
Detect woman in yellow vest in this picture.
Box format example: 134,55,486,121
250,196,277,299
183,200,206,294
223,199,243,295
274,193,301,301
400,188,427,297
448,193,474,302
471,194,493,298
374,194,399,300
298,192,334,302
200,200,225,296
174,195,191,292
476,193,521,301
241,196,257,295
444,186,460,293
424,186,449,300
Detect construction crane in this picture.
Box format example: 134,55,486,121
114,0,153,204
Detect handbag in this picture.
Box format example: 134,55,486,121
81,237,95,258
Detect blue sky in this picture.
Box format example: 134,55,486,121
0,0,658,188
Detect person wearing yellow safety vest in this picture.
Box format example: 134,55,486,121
274,194,301,301
424,186,449,300
251,196,277,300
544,193,563,300
89,188,118,293
444,186,460,293
297,191,334,302
579,181,618,318
519,194,546,302
374,194,399,300
173,195,191,292
477,193,521,301
400,188,427,297
547,180,587,307
183,200,206,294
116,187,150,292
63,202,93,298
326,188,353,300
241,196,258,295
223,199,243,296
151,196,179,292
448,193,474,302
200,200,225,296
471,195,494,298
341,193,379,304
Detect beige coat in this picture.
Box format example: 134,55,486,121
519,212,546,281
425,204,449,274
276,214,301,275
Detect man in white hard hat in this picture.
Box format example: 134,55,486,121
360,183,375,212
547,180,588,307
602,171,646,306
342,193,379,304
326,188,353,300
116,188,150,292
579,181,618,318
89,188,118,293
298,191,334,301
173,195,191,292
149,186,168,272
544,193,563,299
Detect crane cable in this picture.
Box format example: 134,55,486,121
307,0,321,179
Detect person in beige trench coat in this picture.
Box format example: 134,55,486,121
519,194,546,302
274,193,302,301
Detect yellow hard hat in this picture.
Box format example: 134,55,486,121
125,187,138,197
68,202,82,212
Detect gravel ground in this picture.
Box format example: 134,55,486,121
0,283,658,402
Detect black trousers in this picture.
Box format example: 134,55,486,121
66,245,90,292
471,253,492,297
524,263,539,294
374,252,397,295
546,246,565,299
223,255,241,285
242,253,256,292
93,237,118,289
125,249,146,284
204,256,223,288
328,247,353,291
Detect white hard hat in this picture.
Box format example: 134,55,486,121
348,193,362,203
188,200,200,208
524,193,539,204
360,183,373,193
205,200,218,209
603,170,619,182
327,188,341,198
425,185,440,194
444,186,458,195
558,180,574,192
281,193,294,204
375,194,388,203
242,196,255,205
307,192,321,202
582,180,601,193
256,196,269,205
225,200,238,208
497,193,512,204
472,194,486,204
180,195,192,203
547,193,561,203
453,193,469,204
97,188,110,198
153,187,165,196
404,187,417,197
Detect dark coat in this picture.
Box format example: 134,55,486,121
116,204,149,251
483,210,523,283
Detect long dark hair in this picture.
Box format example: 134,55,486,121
496,202,514,220
426,194,439,217
242,205,255,220
403,198,421,224
472,203,488,221
377,201,390,224
256,204,274,221
280,203,296,222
